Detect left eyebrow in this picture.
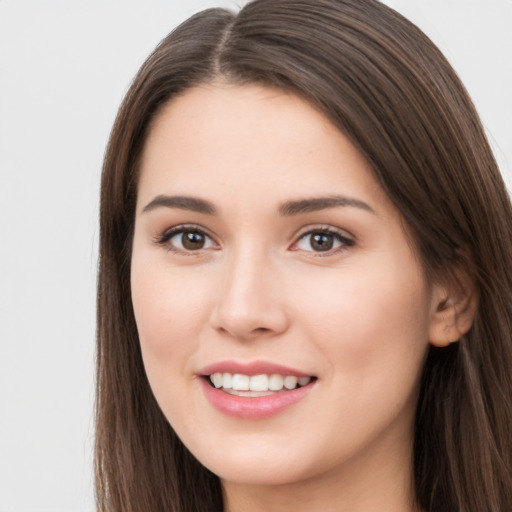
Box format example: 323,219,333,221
278,195,375,216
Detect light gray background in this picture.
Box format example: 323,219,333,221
0,1,510,511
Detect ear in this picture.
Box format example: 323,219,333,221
428,273,478,347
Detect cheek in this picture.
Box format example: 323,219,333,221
130,257,214,382
291,254,431,385
130,258,221,431
284,256,431,463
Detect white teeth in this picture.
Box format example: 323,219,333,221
212,373,223,388
222,372,233,389
249,374,269,391
231,373,250,391
284,376,298,390
226,389,275,397
209,372,313,392
269,374,284,391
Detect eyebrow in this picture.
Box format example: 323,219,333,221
142,195,217,215
278,195,375,216
141,194,375,216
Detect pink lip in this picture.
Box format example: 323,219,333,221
200,378,314,420
197,360,316,420
198,360,312,377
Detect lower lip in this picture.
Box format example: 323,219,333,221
200,378,314,420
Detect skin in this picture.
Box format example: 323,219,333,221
131,83,467,511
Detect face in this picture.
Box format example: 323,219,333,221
131,83,441,489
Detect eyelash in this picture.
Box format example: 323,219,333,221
155,224,217,255
154,224,355,256
292,226,355,256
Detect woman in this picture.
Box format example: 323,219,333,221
95,0,512,510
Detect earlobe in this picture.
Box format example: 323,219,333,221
428,282,478,347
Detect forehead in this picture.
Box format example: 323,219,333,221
137,82,390,216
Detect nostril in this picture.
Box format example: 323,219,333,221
253,327,271,334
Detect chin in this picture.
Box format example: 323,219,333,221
206,458,308,487
183,431,333,487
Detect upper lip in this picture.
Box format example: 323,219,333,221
198,360,314,378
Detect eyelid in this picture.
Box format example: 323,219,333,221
153,223,354,256
290,225,355,255
154,224,220,253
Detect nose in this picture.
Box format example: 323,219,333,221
209,248,289,341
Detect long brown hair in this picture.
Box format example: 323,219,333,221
95,1,512,510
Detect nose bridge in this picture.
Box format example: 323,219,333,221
211,241,288,339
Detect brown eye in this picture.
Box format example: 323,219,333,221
159,227,216,252
181,231,206,250
310,232,335,251
295,228,353,254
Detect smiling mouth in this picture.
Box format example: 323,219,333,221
207,372,316,396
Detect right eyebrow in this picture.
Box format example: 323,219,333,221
142,195,217,215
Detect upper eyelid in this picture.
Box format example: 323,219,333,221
293,224,355,242
158,223,216,241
